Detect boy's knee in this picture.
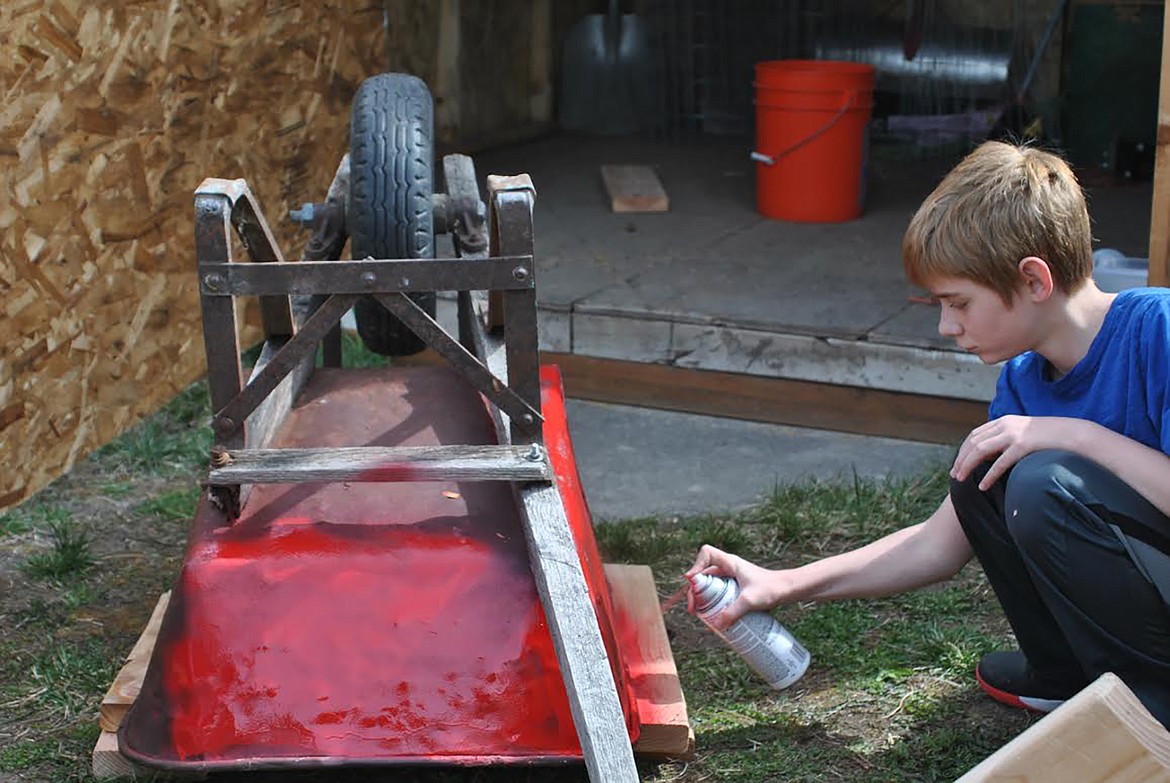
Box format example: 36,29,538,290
1003,450,1086,549
949,462,993,513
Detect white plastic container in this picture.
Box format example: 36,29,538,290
1092,248,1148,293
690,573,811,690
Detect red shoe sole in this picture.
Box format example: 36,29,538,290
976,666,1066,713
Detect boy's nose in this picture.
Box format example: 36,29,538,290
938,310,962,338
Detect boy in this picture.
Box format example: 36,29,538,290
688,141,1170,727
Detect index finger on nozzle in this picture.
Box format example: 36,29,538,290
685,544,725,579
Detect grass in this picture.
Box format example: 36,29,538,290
0,500,71,538
91,380,211,477
590,468,1026,782
0,338,1034,782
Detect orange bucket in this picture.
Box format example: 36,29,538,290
752,60,876,223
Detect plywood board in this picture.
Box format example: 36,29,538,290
0,1,385,511
601,165,670,213
958,672,1170,782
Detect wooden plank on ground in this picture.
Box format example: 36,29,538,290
92,729,139,781
93,591,170,781
601,165,669,213
957,672,1170,782
605,563,695,759
99,591,170,733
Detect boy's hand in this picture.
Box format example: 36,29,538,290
685,545,783,629
952,415,1096,490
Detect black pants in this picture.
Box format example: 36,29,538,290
951,450,1170,727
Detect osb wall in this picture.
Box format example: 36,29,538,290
0,0,556,511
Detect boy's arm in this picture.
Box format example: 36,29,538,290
687,495,973,628
952,415,1170,517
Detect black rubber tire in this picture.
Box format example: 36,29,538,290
349,73,435,356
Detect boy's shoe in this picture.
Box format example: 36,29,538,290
975,651,1077,713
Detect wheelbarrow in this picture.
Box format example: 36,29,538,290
115,73,690,780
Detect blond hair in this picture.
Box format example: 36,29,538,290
902,141,1093,303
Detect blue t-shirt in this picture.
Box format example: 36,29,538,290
988,287,1170,456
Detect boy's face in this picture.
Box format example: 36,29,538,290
926,276,1034,364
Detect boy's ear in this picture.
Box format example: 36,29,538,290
1017,256,1055,301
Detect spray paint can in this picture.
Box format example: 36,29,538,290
690,572,811,690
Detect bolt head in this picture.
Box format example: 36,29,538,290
513,266,530,282
360,271,376,284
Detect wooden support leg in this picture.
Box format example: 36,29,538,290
515,483,641,782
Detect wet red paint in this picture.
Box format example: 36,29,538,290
119,366,639,769
163,523,577,761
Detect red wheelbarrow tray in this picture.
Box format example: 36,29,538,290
118,362,666,770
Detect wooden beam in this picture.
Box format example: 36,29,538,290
547,353,984,446
98,591,170,733
206,444,551,484
605,563,695,760
601,165,670,213
93,592,170,781
957,672,1170,782
1149,0,1170,287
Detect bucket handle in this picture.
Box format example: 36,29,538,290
751,90,858,166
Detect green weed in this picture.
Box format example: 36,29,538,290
681,515,752,554
163,380,211,427
24,520,95,581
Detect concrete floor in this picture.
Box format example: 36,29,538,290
563,398,952,520
449,134,1152,520
471,133,1154,403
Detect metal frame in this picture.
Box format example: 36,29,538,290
193,156,545,514
191,153,639,782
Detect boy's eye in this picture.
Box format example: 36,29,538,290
947,300,968,311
